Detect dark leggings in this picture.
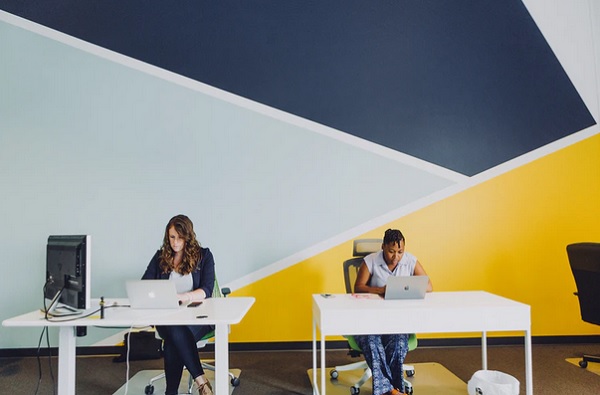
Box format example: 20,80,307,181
156,324,215,395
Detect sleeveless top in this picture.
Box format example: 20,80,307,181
363,250,418,287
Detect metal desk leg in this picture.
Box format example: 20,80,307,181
481,330,488,370
58,326,77,395
312,319,319,395
214,324,229,395
320,331,327,395
525,329,533,395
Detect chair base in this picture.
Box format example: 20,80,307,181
579,354,600,369
330,362,414,395
144,362,239,395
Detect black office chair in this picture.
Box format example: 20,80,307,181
330,239,416,395
566,242,600,368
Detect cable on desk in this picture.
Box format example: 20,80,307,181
43,304,130,322
34,288,135,394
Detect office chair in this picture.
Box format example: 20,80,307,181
330,239,417,395
566,242,600,369
144,277,240,395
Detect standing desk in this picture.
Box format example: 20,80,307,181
312,291,532,395
3,296,255,395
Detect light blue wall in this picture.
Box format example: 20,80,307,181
0,16,456,347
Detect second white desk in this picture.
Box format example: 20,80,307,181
312,291,532,395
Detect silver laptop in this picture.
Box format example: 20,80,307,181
126,280,180,309
384,275,429,300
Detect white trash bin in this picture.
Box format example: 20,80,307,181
467,370,519,395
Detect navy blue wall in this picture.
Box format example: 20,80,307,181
1,0,595,175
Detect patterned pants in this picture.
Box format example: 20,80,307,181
354,333,409,395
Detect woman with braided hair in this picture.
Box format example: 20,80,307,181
142,214,215,395
353,229,433,395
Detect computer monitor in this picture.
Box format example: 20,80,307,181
44,235,91,314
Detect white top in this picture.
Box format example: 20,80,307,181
364,250,417,287
169,272,193,293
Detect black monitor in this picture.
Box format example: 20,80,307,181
44,235,91,314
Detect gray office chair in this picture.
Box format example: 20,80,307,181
330,239,416,395
566,242,600,368
144,278,240,395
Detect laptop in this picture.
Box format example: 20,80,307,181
126,280,180,309
384,275,429,300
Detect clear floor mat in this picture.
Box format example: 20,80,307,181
113,366,241,395
308,362,466,395
565,358,600,377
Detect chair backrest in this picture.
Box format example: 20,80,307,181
566,243,600,326
213,276,223,298
342,239,382,293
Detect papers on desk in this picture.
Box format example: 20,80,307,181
350,293,381,300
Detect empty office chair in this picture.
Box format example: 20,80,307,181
330,239,417,395
566,242,600,369
144,278,240,395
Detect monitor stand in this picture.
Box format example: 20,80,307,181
43,288,83,317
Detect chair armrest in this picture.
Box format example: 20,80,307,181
221,287,231,297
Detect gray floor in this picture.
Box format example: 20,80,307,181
1,343,599,394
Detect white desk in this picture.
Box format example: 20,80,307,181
312,291,532,395
3,297,255,395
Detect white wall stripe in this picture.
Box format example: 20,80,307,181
225,124,599,290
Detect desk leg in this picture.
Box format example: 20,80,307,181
320,331,327,395
525,329,533,395
214,324,229,395
312,319,319,395
481,331,488,370
58,326,77,395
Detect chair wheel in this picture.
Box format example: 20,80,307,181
350,385,360,395
404,381,414,394
330,369,339,379
406,369,415,377
231,376,240,387
579,359,588,368
144,384,154,394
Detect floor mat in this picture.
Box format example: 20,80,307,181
565,357,600,376
308,362,466,395
113,364,241,395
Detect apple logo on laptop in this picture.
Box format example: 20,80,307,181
148,291,156,298
404,285,410,291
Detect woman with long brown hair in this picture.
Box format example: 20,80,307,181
142,214,215,395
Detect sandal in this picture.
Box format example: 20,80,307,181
197,380,213,395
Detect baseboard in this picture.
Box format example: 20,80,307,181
242,335,600,351
1,335,599,358
0,345,124,358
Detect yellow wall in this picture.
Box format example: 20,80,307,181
229,134,600,342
